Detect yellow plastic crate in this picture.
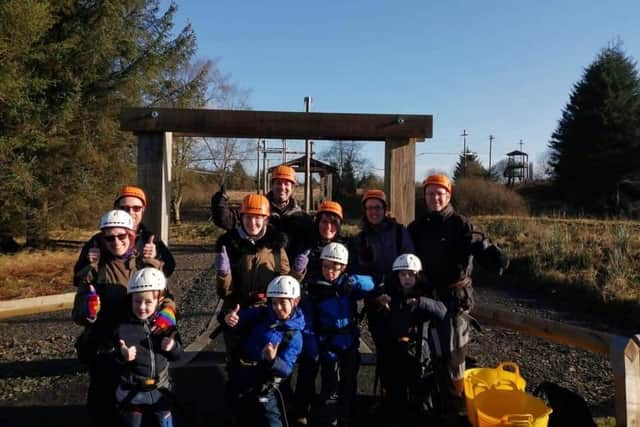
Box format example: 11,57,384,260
464,362,527,426
475,389,552,427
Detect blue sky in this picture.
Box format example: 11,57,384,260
168,0,640,181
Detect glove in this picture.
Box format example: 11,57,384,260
338,275,356,296
152,306,176,333
293,249,310,273
87,285,100,319
215,245,230,276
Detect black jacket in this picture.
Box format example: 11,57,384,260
407,204,506,290
115,315,182,389
377,278,447,365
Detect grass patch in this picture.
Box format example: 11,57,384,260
474,215,640,327
0,249,78,300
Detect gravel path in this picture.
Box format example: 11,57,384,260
0,244,622,424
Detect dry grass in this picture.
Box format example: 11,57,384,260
474,215,640,324
0,249,78,300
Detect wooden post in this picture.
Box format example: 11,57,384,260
611,335,640,426
384,138,416,225
326,173,333,201
137,132,172,245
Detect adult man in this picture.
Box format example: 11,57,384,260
407,174,508,425
74,185,176,278
211,165,313,260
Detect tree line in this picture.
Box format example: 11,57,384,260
0,1,249,247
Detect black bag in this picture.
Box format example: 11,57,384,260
533,381,596,427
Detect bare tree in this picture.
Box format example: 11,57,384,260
166,58,250,223
320,141,372,179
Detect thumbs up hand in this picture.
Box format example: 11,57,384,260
263,342,279,361
376,293,392,312
293,249,311,273
143,235,157,259
215,245,230,277
87,285,101,320
119,339,136,361
88,241,101,265
161,331,177,352
224,304,241,327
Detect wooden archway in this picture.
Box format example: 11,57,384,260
120,107,433,243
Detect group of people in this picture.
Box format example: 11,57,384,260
72,186,179,427
210,166,508,427
71,165,507,427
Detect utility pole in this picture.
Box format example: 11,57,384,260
256,139,261,193
304,96,312,211
488,134,495,178
461,129,469,177
282,139,287,163
262,140,268,194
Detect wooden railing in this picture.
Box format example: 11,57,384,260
0,293,74,320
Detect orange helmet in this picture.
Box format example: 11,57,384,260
115,185,147,206
271,165,297,185
240,194,270,216
318,200,343,221
362,189,386,206
423,174,452,194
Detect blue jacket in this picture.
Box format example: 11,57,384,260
227,305,305,378
301,273,374,359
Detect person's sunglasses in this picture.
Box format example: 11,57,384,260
119,205,144,213
103,233,128,243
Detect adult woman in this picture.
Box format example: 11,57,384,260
348,189,414,403
215,193,304,312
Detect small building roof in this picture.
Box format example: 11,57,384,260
268,156,337,174
506,150,528,156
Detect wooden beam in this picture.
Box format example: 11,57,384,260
137,132,172,245
120,108,432,141
385,138,416,225
0,293,74,320
472,303,615,355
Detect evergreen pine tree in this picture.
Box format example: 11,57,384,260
453,152,487,180
548,43,640,212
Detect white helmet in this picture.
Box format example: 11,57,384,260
320,242,349,265
100,209,134,230
392,253,422,272
266,275,300,299
128,267,167,294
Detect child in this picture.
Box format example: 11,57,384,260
302,242,374,427
222,275,305,427
115,267,182,427
374,254,447,426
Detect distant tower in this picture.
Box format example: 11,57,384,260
504,140,529,185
